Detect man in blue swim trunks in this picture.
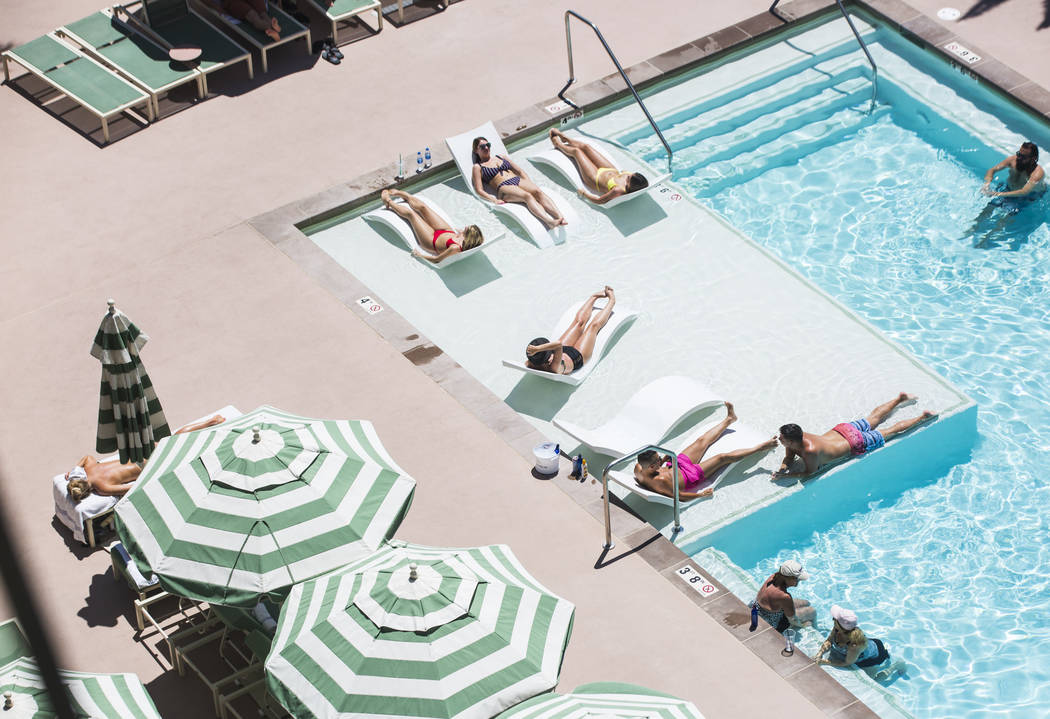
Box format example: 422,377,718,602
772,393,935,478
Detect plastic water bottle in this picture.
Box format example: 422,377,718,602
424,146,432,168
749,602,759,632
396,153,404,180
416,151,423,174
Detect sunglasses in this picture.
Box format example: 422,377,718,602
477,142,491,150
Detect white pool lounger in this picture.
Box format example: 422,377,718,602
501,299,638,387
363,195,503,268
528,131,671,209
553,376,724,457
608,422,771,506
446,121,577,249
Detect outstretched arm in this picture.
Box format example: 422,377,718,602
412,246,461,264
175,414,225,434
990,166,1045,197
576,187,622,205
982,155,1013,193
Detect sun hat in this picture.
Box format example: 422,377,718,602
830,605,858,631
779,559,809,581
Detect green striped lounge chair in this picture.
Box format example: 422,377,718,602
2,33,152,143
193,0,311,73
302,0,382,46
133,0,254,82
59,9,204,118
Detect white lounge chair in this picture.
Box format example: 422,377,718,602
553,376,724,457
529,130,671,209
446,120,577,249
362,194,503,268
52,405,241,547
501,299,638,387
608,422,771,506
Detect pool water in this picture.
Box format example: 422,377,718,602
620,20,1050,719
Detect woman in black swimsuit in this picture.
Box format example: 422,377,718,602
526,287,615,375
471,136,566,230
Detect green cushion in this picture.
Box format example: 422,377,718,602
47,59,145,112
0,620,30,668
96,34,196,89
327,0,378,19
10,35,79,72
65,12,127,49
144,0,189,27
233,5,305,46
153,14,247,69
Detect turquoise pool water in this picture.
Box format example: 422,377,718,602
624,21,1050,719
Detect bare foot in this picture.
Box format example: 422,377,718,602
724,401,737,424
264,27,279,42
897,392,917,405
270,16,281,32
381,189,393,209
919,410,937,421
556,217,568,226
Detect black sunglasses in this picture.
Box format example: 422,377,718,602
477,142,491,150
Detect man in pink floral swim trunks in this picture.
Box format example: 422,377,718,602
772,393,936,479
633,402,777,500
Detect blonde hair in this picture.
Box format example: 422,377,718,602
67,478,91,502
833,621,867,649
462,225,483,250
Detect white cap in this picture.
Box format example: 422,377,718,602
831,605,858,630
779,559,809,581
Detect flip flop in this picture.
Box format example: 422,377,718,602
330,44,344,60
322,47,341,65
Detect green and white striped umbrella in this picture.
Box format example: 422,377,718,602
495,682,704,719
114,406,416,606
0,657,162,718
265,541,576,719
90,300,170,464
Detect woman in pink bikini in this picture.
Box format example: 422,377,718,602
380,189,484,264
633,403,778,499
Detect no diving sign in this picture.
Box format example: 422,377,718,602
357,297,383,315
676,565,719,598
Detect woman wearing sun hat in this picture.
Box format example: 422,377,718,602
816,605,905,679
751,559,816,632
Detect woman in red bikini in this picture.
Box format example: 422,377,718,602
633,403,778,499
471,136,566,230
381,189,484,264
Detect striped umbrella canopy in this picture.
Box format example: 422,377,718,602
0,657,162,719
495,682,704,719
265,541,576,719
114,406,416,607
90,300,170,464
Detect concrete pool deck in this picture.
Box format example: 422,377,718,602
1,0,1047,717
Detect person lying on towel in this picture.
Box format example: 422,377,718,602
66,414,225,501
772,393,935,479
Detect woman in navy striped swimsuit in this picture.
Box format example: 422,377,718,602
471,136,566,230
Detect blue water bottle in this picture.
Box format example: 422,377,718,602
424,146,432,168
749,601,759,632
416,151,423,174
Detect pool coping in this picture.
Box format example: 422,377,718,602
245,1,1046,715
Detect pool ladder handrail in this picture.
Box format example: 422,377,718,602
601,444,684,550
770,0,878,113
557,10,673,173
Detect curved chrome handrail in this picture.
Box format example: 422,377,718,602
601,444,683,549
557,10,673,173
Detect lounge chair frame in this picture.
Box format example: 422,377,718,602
301,0,382,46
58,8,205,118
191,0,310,73
2,32,153,143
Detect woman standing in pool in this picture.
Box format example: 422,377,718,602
816,605,906,680
548,128,649,204
472,136,566,230
526,287,615,375
380,189,484,264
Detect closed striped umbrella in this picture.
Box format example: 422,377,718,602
495,682,704,719
90,300,170,464
114,406,416,606
265,541,575,719
0,657,162,719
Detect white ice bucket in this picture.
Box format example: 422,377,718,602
532,442,560,475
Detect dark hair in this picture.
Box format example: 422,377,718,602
637,450,661,466
471,136,488,165
626,172,648,193
1017,141,1039,173
526,337,551,367
779,424,803,443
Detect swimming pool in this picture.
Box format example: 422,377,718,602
303,10,1047,718
613,15,1049,719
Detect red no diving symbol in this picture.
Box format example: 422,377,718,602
670,193,682,202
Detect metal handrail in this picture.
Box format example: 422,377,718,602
601,444,683,550
557,10,673,173
770,0,878,112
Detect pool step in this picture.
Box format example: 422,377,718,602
679,102,891,197
627,48,876,159
666,75,874,177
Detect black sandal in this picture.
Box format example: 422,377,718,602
321,47,341,65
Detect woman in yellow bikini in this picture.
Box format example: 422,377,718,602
549,128,649,205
